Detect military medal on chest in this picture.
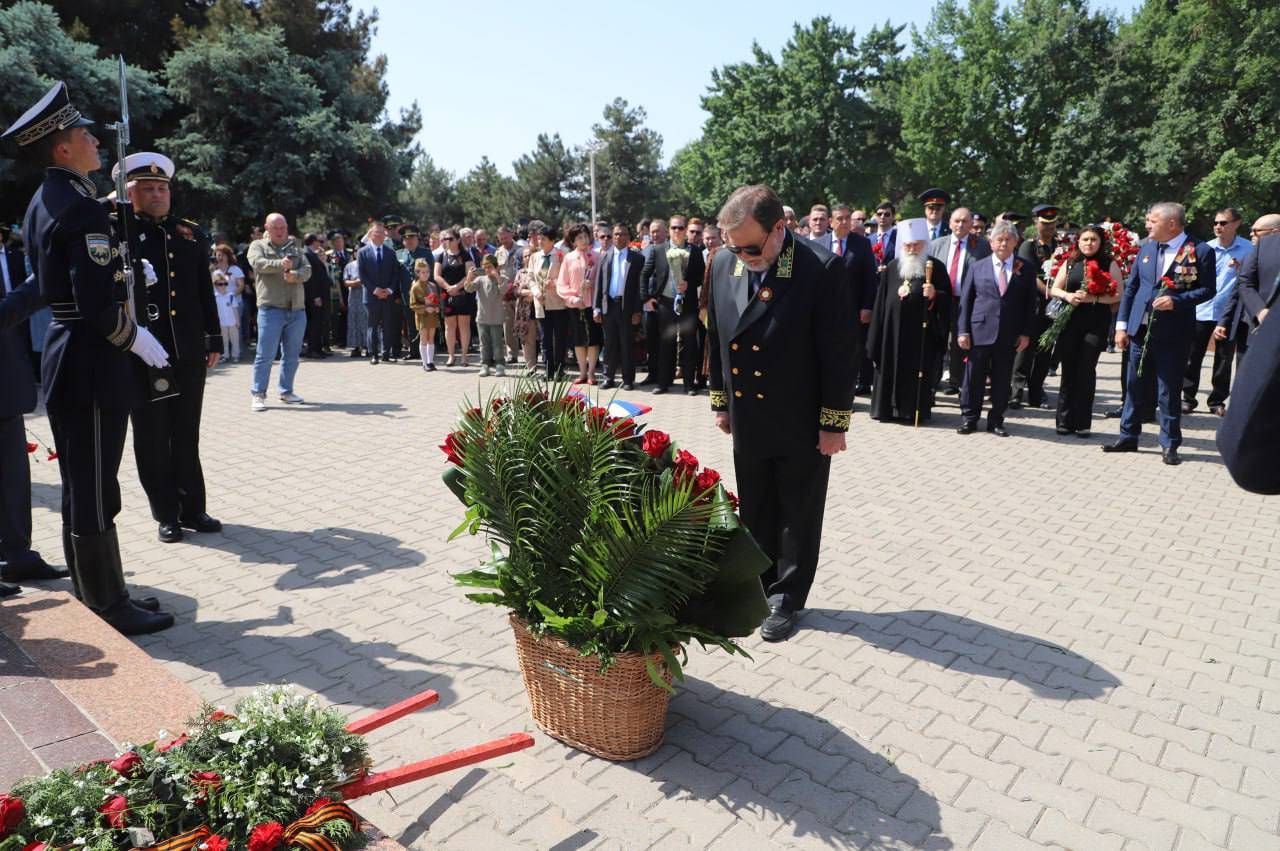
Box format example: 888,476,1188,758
758,286,773,302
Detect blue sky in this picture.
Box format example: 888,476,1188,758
353,0,1141,179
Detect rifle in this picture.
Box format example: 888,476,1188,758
109,55,178,401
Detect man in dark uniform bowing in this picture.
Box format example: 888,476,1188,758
114,152,223,543
707,184,856,642
3,82,174,634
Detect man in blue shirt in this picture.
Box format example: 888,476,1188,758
1184,207,1252,416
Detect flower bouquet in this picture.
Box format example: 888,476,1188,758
0,688,370,851
440,380,770,759
1038,259,1117,351
666,245,690,314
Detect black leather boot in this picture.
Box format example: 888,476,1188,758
65,526,158,610
71,529,173,635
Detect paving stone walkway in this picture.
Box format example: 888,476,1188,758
22,350,1280,850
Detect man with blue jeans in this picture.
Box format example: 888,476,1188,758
247,213,310,411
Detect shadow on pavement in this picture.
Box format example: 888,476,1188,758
653,678,952,849
0,596,117,680
271,401,406,417
805,609,1119,699
134,596,476,712
182,524,425,591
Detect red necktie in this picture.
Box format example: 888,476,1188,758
949,241,962,282
998,261,1009,296
834,237,843,256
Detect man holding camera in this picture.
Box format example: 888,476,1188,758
247,213,310,411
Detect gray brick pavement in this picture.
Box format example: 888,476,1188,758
22,351,1280,849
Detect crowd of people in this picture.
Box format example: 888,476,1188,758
216,193,1279,467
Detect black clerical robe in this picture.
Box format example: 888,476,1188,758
867,258,952,422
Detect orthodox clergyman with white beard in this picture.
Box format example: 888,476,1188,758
867,218,952,423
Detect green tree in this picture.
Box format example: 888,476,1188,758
900,0,1116,220
400,152,461,230
582,98,667,225
0,1,168,220
511,132,579,226
1040,0,1280,227
677,17,908,217
47,0,211,70
454,156,517,233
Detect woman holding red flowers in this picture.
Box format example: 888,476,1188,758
1048,225,1122,436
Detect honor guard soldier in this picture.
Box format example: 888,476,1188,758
3,82,174,634
113,152,223,544
707,185,856,642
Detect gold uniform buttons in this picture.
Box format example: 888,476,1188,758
753,370,763,377
170,271,175,278
752,344,760,351
734,390,743,398
170,309,177,316
170,290,176,297
169,252,174,259
756,393,765,399
730,343,739,351
731,368,740,375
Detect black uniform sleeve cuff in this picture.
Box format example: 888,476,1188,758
710,389,728,411
206,333,224,355
818,406,851,431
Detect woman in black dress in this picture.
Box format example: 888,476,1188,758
1048,225,1123,436
434,227,477,367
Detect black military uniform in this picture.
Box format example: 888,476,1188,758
708,217,855,641
3,82,173,634
116,153,223,543
1012,204,1060,409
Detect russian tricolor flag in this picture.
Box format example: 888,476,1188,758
568,390,653,418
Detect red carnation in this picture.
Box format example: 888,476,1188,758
157,732,189,752
672,450,699,485
25,442,37,454
872,242,884,262
561,395,587,410
694,468,721,492
109,751,143,778
200,837,229,851
641,430,671,458
46,451,57,461
248,822,285,851
0,794,24,836
1159,276,1176,291
304,797,334,816
439,431,467,466
98,795,129,829
207,710,236,723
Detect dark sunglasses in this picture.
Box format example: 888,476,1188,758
670,224,686,230
726,240,769,257
1213,220,1236,226
875,210,892,216
442,236,456,241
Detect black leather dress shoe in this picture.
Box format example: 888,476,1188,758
1056,427,1073,435
1102,439,1139,453
180,513,223,533
1008,399,1024,410
652,386,668,395
0,582,19,598
987,425,1010,437
942,387,960,396
599,378,615,390
621,383,635,391
1,555,70,582
158,522,184,543
133,596,161,612
685,388,698,397
1103,407,1123,419
1162,447,1182,466
760,606,799,642
956,422,976,435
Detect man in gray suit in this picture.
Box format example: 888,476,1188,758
930,207,991,395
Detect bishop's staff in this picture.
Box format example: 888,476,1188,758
915,259,934,428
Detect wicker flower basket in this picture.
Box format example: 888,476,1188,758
509,615,672,761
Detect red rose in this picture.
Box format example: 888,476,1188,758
191,770,222,802
207,710,236,723
304,797,334,816
694,468,721,493
25,442,37,454
609,417,637,439
98,795,129,829
109,751,143,778
641,430,671,458
561,395,587,411
586,406,610,428
725,490,740,511
439,431,467,466
248,822,285,851
0,794,24,836
672,450,699,485
200,837,229,851
157,733,189,752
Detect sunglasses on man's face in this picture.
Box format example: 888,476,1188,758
670,225,686,230
1213,220,1236,226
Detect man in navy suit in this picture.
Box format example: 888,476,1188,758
820,205,878,386
356,221,402,364
956,220,1037,436
593,223,645,389
869,201,898,266
1224,228,1280,336
1104,202,1216,465
1217,282,1280,493
930,207,992,395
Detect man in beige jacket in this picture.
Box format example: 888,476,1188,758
247,212,311,411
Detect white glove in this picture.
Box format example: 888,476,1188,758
141,258,158,286
129,326,170,368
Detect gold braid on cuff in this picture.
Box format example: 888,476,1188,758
818,406,851,430
106,308,136,349
709,390,728,408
